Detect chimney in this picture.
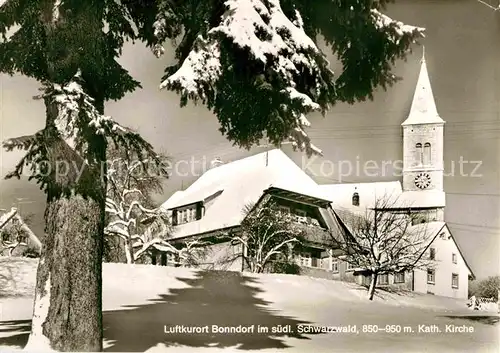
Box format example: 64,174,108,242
210,157,224,169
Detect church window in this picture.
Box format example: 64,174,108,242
423,143,431,165
411,213,427,225
352,190,359,206
415,143,423,165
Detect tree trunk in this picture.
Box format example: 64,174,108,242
249,259,256,273
24,196,103,351
368,272,378,301
24,93,106,351
125,240,134,264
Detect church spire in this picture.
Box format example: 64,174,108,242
402,47,445,126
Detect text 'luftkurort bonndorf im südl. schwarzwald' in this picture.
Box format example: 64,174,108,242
163,324,359,335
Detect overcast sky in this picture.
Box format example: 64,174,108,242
1,0,499,279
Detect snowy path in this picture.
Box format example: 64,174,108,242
0,261,498,352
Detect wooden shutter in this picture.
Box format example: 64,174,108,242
195,203,203,220
311,256,318,267
172,209,178,226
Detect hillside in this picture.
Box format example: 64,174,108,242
0,258,498,352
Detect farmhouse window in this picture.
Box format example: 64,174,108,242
378,274,389,285
429,248,436,260
427,269,435,284
394,272,405,283
332,260,339,273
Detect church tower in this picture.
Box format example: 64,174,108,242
402,50,445,194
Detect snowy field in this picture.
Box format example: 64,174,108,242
0,257,498,353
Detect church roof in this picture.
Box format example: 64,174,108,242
319,181,446,211
318,181,402,212
396,190,446,208
402,50,445,126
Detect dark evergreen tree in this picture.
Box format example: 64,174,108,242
1,1,161,350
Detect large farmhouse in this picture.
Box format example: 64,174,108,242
161,148,340,274
161,54,475,299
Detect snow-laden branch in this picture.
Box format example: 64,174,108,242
161,38,221,98
49,72,124,141
331,194,439,299
1,240,28,256
104,149,173,264
160,0,327,156
105,203,123,218
123,188,143,199
104,226,129,240
261,237,298,267
125,201,157,221
0,207,18,230
370,9,425,44
133,238,177,261
0,207,41,256
233,201,305,273
107,219,136,231
52,0,61,24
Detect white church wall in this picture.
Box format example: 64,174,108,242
402,124,444,192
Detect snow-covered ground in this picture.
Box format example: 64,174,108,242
0,258,498,352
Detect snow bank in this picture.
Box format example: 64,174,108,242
0,259,468,311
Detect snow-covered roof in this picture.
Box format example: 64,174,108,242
402,53,445,126
0,208,42,253
162,149,326,239
319,181,402,212
160,190,185,210
319,181,445,211
409,220,446,237
397,190,446,208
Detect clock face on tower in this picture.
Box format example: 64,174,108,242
414,173,431,189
